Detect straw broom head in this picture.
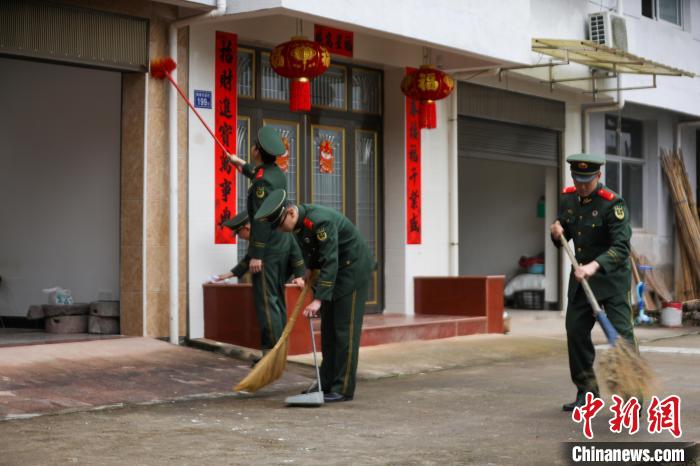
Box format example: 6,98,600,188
234,271,318,393
598,339,658,400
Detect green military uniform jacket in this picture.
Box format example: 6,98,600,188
556,184,632,301
242,162,287,259
293,205,374,301
231,234,306,279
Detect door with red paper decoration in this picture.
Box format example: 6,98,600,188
237,45,383,312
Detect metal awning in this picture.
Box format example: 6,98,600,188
531,38,695,77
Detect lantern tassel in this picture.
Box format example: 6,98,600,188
290,78,311,112
419,101,436,129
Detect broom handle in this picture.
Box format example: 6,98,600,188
164,72,242,173
559,236,620,345
309,317,323,394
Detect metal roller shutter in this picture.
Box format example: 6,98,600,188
0,0,149,72
458,116,559,167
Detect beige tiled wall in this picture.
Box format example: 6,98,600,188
177,27,190,334
120,73,145,336
118,2,188,338
145,7,178,338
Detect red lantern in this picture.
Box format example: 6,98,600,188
270,36,331,112
401,65,454,129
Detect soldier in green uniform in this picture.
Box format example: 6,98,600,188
213,212,305,356
550,153,635,411
255,189,374,403
226,127,299,353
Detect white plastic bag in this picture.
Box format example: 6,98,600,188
42,287,74,305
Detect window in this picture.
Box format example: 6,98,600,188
641,0,682,26
237,49,255,98
605,114,644,228
311,65,347,110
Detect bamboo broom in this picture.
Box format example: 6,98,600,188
234,270,319,393
560,238,657,399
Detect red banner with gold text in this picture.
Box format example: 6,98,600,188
214,31,237,244
405,67,421,245
314,24,353,57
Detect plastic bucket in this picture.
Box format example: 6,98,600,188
660,303,682,327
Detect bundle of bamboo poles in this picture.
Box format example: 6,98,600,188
660,148,700,301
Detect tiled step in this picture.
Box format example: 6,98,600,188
288,313,488,355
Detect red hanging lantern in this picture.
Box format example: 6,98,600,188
270,36,330,112
401,65,454,129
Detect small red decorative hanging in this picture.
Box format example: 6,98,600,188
270,36,330,112
278,136,290,173
319,139,334,174
400,65,454,130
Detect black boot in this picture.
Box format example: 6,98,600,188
562,390,599,412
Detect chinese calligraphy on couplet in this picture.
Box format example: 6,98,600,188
215,31,238,244
405,67,421,245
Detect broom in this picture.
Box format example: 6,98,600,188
560,237,656,399
234,270,319,393
149,57,242,173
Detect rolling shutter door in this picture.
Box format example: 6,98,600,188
458,116,559,167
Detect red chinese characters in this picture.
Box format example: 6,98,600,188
405,68,421,245
609,395,641,435
648,395,682,438
572,392,605,440
571,393,684,439
214,31,238,244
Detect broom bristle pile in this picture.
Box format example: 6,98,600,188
150,57,177,79
598,339,658,400
234,340,289,393
233,271,319,393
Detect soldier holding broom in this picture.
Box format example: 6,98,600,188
255,189,374,403
550,153,638,411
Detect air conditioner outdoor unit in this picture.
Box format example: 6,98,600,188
588,11,628,51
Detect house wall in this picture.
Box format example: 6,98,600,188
185,1,700,334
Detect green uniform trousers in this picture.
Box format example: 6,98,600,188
566,287,637,394
251,253,289,350
319,282,368,398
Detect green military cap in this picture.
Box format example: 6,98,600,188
257,126,286,157
222,211,249,231
566,153,605,183
255,189,288,229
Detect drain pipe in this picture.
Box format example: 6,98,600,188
167,0,228,345
675,120,700,153
581,74,625,153
447,91,459,275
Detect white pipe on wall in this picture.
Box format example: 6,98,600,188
581,75,625,153
447,91,459,275
167,0,228,345
675,121,700,152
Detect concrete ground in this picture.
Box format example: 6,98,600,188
0,312,698,465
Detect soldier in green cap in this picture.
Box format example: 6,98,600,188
255,189,374,403
211,210,306,360
550,153,635,411
225,127,301,354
